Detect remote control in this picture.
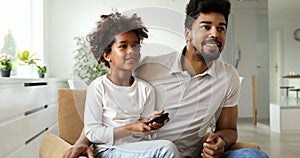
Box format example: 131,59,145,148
148,113,169,124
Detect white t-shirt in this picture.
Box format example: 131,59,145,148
134,51,240,157
84,74,155,154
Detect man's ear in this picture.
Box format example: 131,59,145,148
185,28,191,43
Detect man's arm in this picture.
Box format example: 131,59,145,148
214,106,238,149
201,106,238,158
62,129,94,158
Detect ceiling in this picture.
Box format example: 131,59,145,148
231,0,300,16
269,0,300,16
230,0,267,9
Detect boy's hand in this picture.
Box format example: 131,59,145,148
147,110,169,130
63,144,94,158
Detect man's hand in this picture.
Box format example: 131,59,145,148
201,133,225,158
62,144,94,158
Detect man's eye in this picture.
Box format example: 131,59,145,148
217,27,226,32
200,25,210,30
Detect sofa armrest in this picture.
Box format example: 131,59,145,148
39,133,88,158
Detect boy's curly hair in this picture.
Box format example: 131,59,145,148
86,12,148,68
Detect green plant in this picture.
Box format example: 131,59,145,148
16,50,40,65
36,63,47,74
1,30,17,56
0,53,14,71
72,36,108,84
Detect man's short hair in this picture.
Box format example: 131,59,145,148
184,0,231,29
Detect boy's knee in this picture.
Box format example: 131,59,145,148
158,140,179,158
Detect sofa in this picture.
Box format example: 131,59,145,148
39,89,260,158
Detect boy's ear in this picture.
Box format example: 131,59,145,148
102,52,110,62
185,28,191,43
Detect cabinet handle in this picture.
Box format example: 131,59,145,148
25,127,48,145
24,82,47,87
24,105,48,116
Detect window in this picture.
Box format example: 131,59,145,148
0,0,43,60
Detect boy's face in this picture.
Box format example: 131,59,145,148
186,12,227,62
106,31,141,71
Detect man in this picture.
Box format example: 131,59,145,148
63,0,268,157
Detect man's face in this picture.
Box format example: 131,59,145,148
186,12,227,62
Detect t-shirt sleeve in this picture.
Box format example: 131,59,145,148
140,85,155,120
222,68,240,107
84,81,114,145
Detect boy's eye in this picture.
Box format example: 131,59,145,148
133,45,141,51
119,45,127,49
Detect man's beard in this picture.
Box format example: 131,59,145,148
191,39,221,63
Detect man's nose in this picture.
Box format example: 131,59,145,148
208,27,219,38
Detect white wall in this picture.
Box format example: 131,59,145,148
44,0,265,118
270,16,300,79
269,0,300,103
231,8,260,118
44,0,187,78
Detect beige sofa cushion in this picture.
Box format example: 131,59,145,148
40,89,261,158
58,89,86,145
39,133,72,158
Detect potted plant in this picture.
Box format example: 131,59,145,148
16,50,40,65
72,36,108,84
0,53,14,77
16,50,40,78
36,63,47,78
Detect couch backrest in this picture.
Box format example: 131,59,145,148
58,89,86,145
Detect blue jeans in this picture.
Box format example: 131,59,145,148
96,140,179,158
222,148,269,158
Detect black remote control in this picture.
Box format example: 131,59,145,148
148,113,169,124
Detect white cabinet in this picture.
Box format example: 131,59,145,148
270,103,300,133
0,78,68,158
